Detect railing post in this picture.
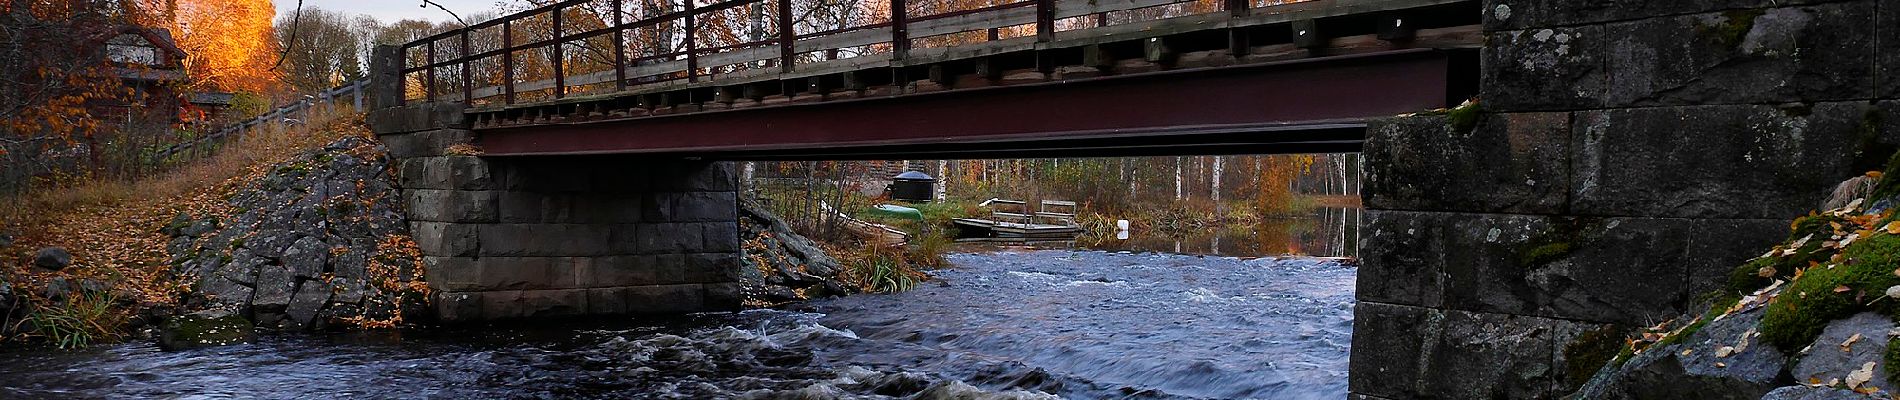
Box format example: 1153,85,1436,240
461,30,472,103
891,0,908,60
613,0,627,91
1225,0,1248,55
1034,0,1053,42
553,6,566,99
685,0,699,82
504,20,516,104
426,40,437,102
777,0,794,73
370,45,403,109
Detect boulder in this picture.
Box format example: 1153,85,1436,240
1791,313,1894,393
1572,300,1790,399
1760,386,1885,400
32,246,71,271
157,308,253,350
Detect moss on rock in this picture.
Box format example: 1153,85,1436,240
158,310,253,350
1760,234,1900,352
1564,325,1630,389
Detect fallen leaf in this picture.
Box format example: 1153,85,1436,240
1809,377,1825,386
1887,221,1900,235
1888,286,1900,300
1759,265,1778,278
1869,171,1883,178
1837,285,1854,293
1681,348,1694,356
1735,329,1753,353
1716,346,1735,358
1714,362,1727,368
1847,361,1877,389
1785,234,1814,255
1842,333,1864,352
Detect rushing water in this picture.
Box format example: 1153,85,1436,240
0,251,1356,399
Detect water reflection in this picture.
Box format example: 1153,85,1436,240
1042,207,1364,258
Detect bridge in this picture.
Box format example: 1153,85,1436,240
366,0,1900,397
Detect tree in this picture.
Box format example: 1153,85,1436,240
275,7,363,93
172,0,279,93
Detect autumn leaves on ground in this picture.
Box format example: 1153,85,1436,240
0,110,365,348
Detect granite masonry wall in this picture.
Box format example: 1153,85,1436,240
365,101,743,321
1350,0,1900,398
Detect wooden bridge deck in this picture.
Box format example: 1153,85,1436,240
389,0,1480,157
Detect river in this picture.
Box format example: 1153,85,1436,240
0,227,1357,399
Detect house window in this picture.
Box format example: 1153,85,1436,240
108,44,158,65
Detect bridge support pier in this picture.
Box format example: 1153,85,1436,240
1351,0,1900,397
369,102,743,321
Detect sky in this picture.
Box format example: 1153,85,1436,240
269,0,493,24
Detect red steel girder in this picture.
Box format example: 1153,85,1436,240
478,49,1458,157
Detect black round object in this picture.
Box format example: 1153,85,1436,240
890,171,936,203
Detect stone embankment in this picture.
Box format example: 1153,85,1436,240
164,137,429,333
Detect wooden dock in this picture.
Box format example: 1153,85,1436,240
953,198,1084,240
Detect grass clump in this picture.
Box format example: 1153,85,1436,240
17,291,125,349
1760,234,1900,352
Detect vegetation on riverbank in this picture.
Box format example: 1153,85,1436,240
0,109,365,348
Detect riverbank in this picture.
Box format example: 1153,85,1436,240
0,112,367,348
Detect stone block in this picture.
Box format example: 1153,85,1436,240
433,291,484,322
398,157,494,190
1352,302,1599,399
1481,25,1606,112
586,287,631,314
1683,219,1792,298
480,289,587,319
1357,210,1446,307
703,282,744,310
637,223,702,254
368,102,469,135
1571,104,1865,219
608,224,643,254
626,284,705,314
1370,211,1719,324
404,189,497,223
380,129,475,159
495,160,593,192
701,222,741,253
1603,4,1877,107
1363,113,1569,214
649,161,739,192
576,255,660,287
1881,3,1898,98
644,192,738,222
652,254,688,283
1483,0,1861,31
410,222,479,257
498,192,640,224
465,257,578,290
1348,302,1434,398
685,253,742,283
422,256,480,291
477,224,614,257
574,194,645,223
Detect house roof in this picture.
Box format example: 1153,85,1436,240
114,26,188,60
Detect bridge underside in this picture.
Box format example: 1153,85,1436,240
475,49,1466,159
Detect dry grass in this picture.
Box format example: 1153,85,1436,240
0,105,368,345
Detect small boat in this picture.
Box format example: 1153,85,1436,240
952,198,1084,241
